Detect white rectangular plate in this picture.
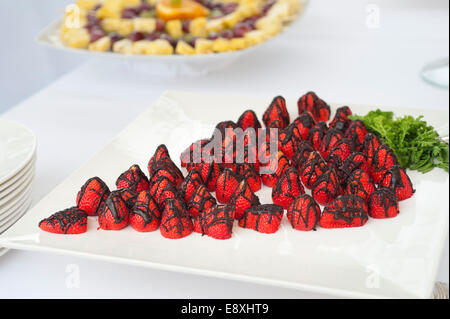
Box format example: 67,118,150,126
1,91,448,299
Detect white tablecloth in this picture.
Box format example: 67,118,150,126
0,0,448,298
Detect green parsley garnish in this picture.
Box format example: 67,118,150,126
349,109,449,173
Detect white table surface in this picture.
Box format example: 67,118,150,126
0,0,448,298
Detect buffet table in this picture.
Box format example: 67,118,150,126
0,0,448,298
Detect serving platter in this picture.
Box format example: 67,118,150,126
0,91,448,298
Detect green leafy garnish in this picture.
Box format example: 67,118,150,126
349,109,449,173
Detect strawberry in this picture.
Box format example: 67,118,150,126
76,177,110,216
180,139,211,168
362,133,381,166
326,138,352,164
130,191,161,232
291,112,315,140
148,145,184,187
286,194,321,231
238,204,284,234
194,205,235,240
345,169,376,201
379,165,415,201
243,142,260,172
263,96,290,129
187,184,216,218
297,92,330,122
230,179,261,220
368,188,399,218
149,175,179,210
98,191,129,230
319,128,344,158
235,163,261,192
338,152,371,183
39,207,88,234
345,120,368,151
116,188,138,209
187,161,221,192
320,195,369,228
260,151,290,187
292,140,314,170
311,166,342,206
148,144,170,170
299,151,328,189
116,164,150,193
308,121,328,151
160,198,193,239
178,168,204,202
237,109,261,131
278,124,302,159
369,144,398,183
329,106,352,132
272,167,305,209
215,168,240,204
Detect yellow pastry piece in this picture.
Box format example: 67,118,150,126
195,38,213,54
113,39,134,54
230,37,248,51
101,18,121,33
189,17,207,37
149,39,174,55
133,18,156,33
117,19,135,37
61,28,90,49
97,0,123,19
175,40,196,55
156,0,210,22
165,19,183,39
88,36,112,52
212,38,231,53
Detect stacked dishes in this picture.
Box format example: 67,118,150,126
0,119,36,255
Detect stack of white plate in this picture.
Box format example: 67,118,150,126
0,119,36,255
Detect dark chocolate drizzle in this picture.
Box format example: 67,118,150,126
187,185,217,216
131,191,161,226
287,194,320,230
160,198,191,236
263,96,290,128
240,204,283,232
292,140,314,169
116,164,149,192
346,169,374,200
297,91,330,121
39,207,87,234
324,195,368,225
368,187,399,218
117,188,138,209
237,109,261,130
98,192,128,227
345,120,368,151
149,175,180,210
380,165,415,195
312,166,341,204
76,176,110,215
300,151,327,187
329,106,352,132
179,168,205,200
307,121,328,150
198,205,235,236
273,167,304,201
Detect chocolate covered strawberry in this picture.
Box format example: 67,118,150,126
329,106,352,132
326,138,352,164
311,166,342,206
130,191,161,232
148,144,170,170
237,109,261,131
116,164,150,193
368,188,399,218
194,205,235,240
187,161,221,192
215,168,240,204
345,120,368,151
379,165,415,201
319,128,344,159
178,168,204,202
345,169,376,201
160,198,193,239
362,133,381,165
148,145,183,187
292,140,314,170
239,204,284,234
291,112,315,140
339,152,371,183
369,144,398,183
116,188,138,209
320,195,369,228
230,179,261,220
308,121,328,151
286,194,320,231
299,151,328,189
298,92,330,122
272,167,305,209
187,184,216,218
235,163,261,192
180,139,210,168
149,175,179,210
98,191,129,230
260,151,290,187
76,177,110,216
278,124,302,159
263,96,290,129
39,208,88,234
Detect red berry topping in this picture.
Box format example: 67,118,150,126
130,191,161,232
194,205,235,240
239,204,283,234
76,177,110,216
272,167,305,210
286,195,320,231
298,92,330,122
39,208,88,234
320,195,369,228
160,198,193,239
98,191,129,230
368,188,399,218
116,164,150,193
